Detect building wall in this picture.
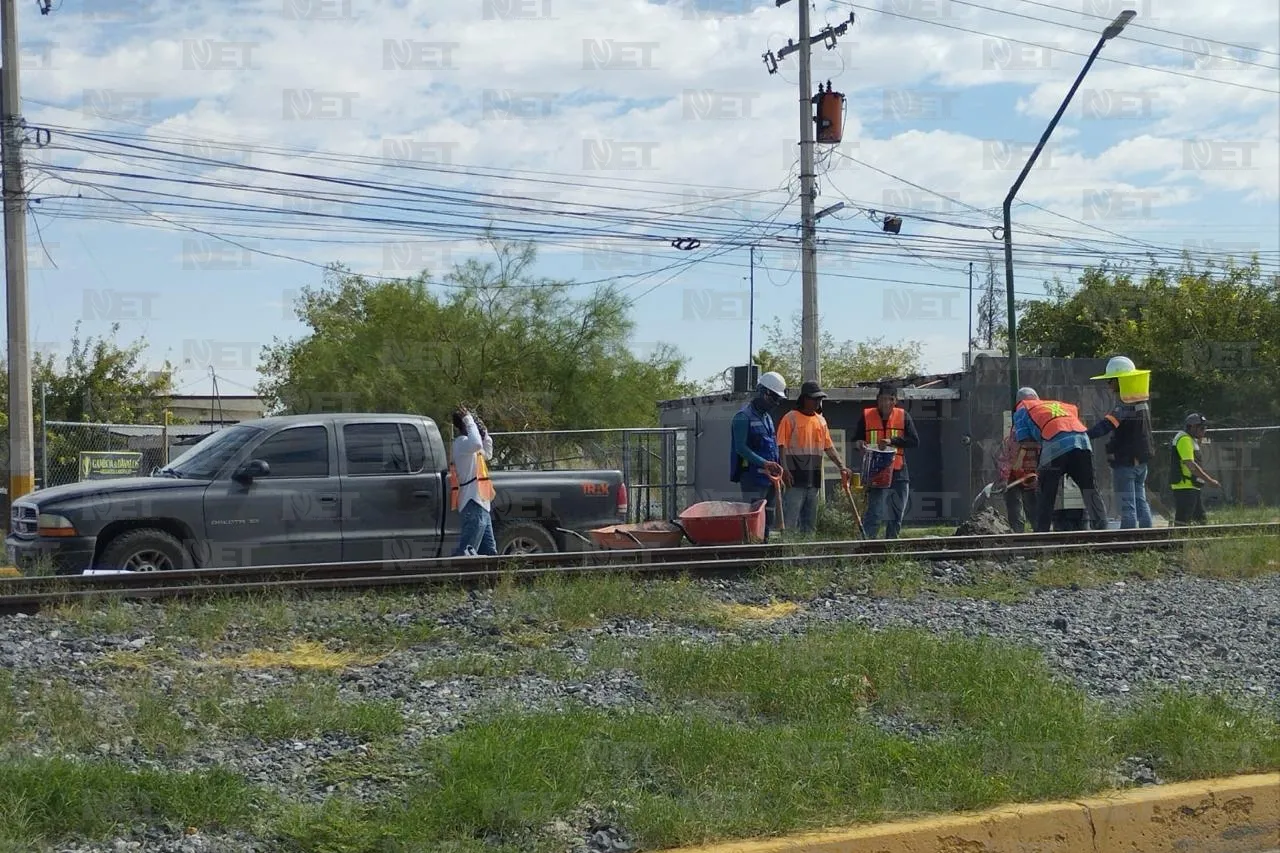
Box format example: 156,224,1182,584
166,396,266,425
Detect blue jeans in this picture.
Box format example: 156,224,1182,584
1112,463,1153,529
740,482,779,541
783,486,820,533
863,479,909,539
454,500,497,556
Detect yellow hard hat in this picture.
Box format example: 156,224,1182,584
1092,355,1144,380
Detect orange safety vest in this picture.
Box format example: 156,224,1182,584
863,406,906,471
1026,399,1087,440
449,451,496,511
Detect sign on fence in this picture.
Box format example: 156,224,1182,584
78,451,143,482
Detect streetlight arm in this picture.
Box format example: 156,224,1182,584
1003,35,1108,208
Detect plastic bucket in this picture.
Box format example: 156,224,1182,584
1117,370,1151,403
862,448,896,489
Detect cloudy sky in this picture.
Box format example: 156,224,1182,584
10,0,1279,399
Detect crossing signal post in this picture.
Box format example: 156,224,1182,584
764,5,854,386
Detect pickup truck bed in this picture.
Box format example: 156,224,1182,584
6,413,627,574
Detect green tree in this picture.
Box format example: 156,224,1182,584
1,324,175,485
257,238,697,432
1018,259,1280,426
746,311,925,387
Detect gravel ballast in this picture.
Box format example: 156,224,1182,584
3,562,1278,853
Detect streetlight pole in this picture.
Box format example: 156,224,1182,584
1002,10,1135,410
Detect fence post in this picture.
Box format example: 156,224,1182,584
163,409,171,466
621,430,632,523
39,382,47,490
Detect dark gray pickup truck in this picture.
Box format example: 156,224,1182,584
6,413,628,574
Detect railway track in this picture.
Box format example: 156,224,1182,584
1,522,1276,615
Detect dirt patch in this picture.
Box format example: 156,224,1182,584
954,506,1013,537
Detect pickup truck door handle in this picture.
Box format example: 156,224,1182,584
412,490,432,498
319,495,337,503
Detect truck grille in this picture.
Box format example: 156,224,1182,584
10,504,37,537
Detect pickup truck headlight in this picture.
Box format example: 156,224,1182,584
37,513,78,537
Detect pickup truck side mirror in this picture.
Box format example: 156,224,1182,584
233,459,270,483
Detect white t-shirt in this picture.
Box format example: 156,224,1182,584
452,414,495,512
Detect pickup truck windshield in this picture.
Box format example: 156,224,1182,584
163,425,264,479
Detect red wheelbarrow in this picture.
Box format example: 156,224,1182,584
676,499,768,546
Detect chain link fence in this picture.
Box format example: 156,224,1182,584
1149,426,1280,509
39,421,229,489
487,428,694,523
35,420,695,523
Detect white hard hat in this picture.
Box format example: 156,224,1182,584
1017,387,1038,400
1092,355,1138,380
758,371,787,397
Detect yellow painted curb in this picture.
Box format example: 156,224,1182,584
0,566,20,578
660,773,1279,853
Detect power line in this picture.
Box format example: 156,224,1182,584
831,0,1280,94
945,0,1280,71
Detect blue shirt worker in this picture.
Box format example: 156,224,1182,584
1014,390,1108,533
851,383,920,540
730,371,787,540
1086,356,1156,529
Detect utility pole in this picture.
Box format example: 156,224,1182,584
2,0,35,507
747,245,755,373
765,3,854,386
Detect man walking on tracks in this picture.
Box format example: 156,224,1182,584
853,383,919,539
730,371,788,540
1086,356,1156,529
778,380,850,533
450,406,497,556
1014,391,1108,532
1170,413,1219,526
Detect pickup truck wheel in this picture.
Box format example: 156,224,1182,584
99,529,192,572
496,522,558,556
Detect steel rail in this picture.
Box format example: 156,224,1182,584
0,531,1270,615
3,522,1277,596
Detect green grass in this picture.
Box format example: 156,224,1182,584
489,571,716,631
0,759,257,847
1183,535,1280,580
234,679,405,742
263,626,1280,852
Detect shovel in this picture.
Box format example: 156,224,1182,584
973,473,1035,513
841,469,866,540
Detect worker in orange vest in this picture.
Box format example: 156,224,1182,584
852,383,919,539
995,387,1041,532
449,406,497,556
1013,391,1108,532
